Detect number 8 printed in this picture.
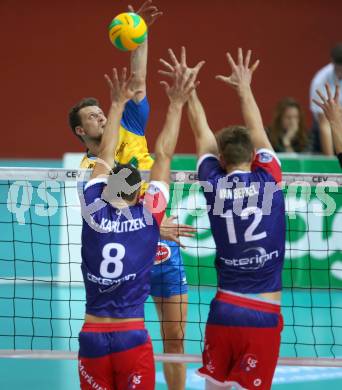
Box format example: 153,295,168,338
100,243,125,278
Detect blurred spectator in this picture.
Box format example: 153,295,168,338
268,97,309,153
310,43,342,155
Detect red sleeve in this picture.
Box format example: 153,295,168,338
252,149,282,183
143,181,169,226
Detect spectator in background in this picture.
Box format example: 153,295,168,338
313,84,342,168
310,43,342,155
268,97,309,153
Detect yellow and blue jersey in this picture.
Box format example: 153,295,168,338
80,97,154,171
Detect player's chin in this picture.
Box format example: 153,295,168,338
91,132,103,142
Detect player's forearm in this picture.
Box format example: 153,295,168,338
331,125,342,154
97,102,125,163
318,114,334,155
187,91,218,155
154,102,183,160
238,85,272,150
130,40,147,92
329,118,342,154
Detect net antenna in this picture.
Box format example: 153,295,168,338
0,168,342,367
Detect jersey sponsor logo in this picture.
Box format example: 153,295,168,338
87,272,136,293
154,242,171,264
258,152,273,163
221,247,279,270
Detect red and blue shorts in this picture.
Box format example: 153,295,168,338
78,321,155,390
197,291,283,390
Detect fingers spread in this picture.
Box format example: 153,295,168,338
238,47,243,66
193,60,206,76
216,75,230,83
250,59,260,74
245,49,252,68
334,84,340,101
312,99,324,109
226,52,237,70
139,0,152,12
325,83,332,101
316,89,326,103
159,58,174,72
158,70,174,78
121,67,127,82
168,48,180,67
104,74,113,89
180,46,187,67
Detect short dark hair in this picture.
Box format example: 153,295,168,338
216,126,254,166
108,163,142,202
68,97,99,141
331,43,342,65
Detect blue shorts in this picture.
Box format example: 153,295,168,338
150,240,188,298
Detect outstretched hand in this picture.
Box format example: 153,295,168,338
104,67,137,105
216,48,259,92
158,46,205,104
313,83,342,124
160,215,197,248
128,0,162,26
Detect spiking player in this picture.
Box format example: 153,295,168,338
166,48,284,389
68,3,197,388
78,49,201,389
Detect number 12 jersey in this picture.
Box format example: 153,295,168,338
197,149,286,294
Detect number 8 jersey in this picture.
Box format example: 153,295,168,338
80,177,168,318
198,149,285,294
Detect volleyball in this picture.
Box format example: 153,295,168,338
108,12,147,51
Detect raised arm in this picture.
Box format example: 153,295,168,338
313,84,342,157
159,50,209,158
90,68,136,180
187,90,219,158
128,0,162,102
310,74,334,155
150,47,203,185
216,48,273,151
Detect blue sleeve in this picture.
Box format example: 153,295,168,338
197,154,223,181
83,179,107,206
121,96,150,136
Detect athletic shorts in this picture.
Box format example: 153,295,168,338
78,321,155,390
150,239,188,298
197,291,283,390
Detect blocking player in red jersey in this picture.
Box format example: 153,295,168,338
172,48,284,389
78,50,201,389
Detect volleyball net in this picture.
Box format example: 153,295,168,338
0,167,342,367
